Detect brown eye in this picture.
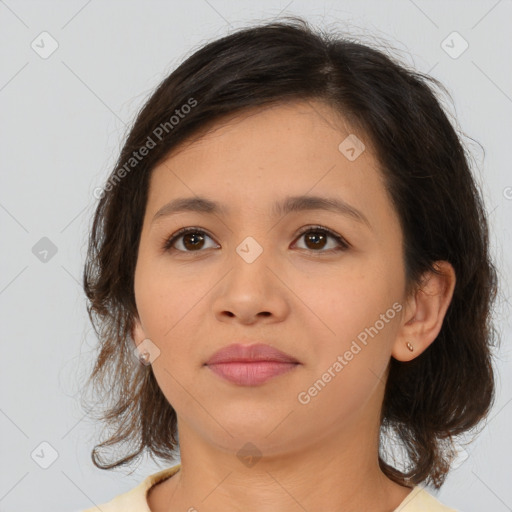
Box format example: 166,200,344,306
304,230,328,250
163,228,217,252
293,226,349,253
163,225,349,254
182,232,205,251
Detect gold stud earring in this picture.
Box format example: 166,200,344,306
406,342,414,352
138,350,151,365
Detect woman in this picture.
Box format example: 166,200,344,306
80,16,498,512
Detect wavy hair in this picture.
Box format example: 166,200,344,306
81,16,499,488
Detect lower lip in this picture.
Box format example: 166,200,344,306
206,361,299,386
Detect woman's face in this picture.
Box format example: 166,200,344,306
132,99,409,456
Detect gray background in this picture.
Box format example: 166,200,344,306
1,1,511,511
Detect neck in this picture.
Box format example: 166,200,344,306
148,416,413,512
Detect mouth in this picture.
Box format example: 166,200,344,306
205,342,299,366
206,360,300,386
204,342,301,386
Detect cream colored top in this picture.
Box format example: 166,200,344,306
80,463,459,511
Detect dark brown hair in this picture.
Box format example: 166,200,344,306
81,16,499,488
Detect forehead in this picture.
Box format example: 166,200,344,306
145,99,397,237
166,99,358,162
150,99,376,187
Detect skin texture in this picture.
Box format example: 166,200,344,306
132,99,456,512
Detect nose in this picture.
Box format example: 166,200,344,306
211,239,290,325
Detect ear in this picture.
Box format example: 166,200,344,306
131,314,160,366
392,261,456,362
131,314,147,347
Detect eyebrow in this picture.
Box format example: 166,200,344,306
152,194,372,229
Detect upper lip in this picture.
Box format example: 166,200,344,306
205,342,300,365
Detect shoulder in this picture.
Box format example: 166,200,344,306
396,485,460,512
78,463,181,512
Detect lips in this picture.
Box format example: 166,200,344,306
204,342,300,386
205,342,300,365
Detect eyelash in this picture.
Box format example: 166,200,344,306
161,225,350,255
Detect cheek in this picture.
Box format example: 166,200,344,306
134,263,197,406
296,263,399,382
296,351,388,432
134,275,171,337
134,257,210,370
134,254,195,337
298,264,389,335
295,282,397,419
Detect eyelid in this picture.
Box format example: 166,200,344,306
162,225,350,254
160,226,219,253
294,225,350,251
